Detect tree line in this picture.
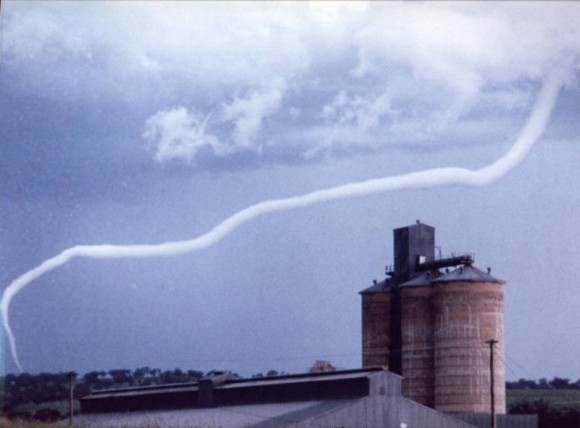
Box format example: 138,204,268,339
1,367,209,421
1,371,578,423
0,367,286,421
506,377,580,428
506,377,580,390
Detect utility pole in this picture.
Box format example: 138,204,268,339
486,339,498,428
69,372,76,425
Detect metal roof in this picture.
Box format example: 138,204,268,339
218,370,373,390
359,278,391,294
394,221,434,232
86,381,199,397
399,272,433,288
432,264,505,284
74,400,355,428
81,367,384,401
81,385,199,400
75,367,494,428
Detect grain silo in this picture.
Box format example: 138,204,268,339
400,273,435,407
432,265,506,414
360,279,392,367
361,222,436,375
360,222,506,415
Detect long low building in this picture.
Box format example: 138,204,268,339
77,367,536,428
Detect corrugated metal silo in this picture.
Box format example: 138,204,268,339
432,265,506,414
360,280,392,367
400,273,435,407
361,222,436,373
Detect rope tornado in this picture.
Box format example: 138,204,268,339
1,70,565,372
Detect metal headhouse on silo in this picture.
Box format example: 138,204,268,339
360,221,506,416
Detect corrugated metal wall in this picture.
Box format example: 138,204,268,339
385,396,476,428
453,413,538,428
291,395,478,428
291,397,381,428
288,369,536,428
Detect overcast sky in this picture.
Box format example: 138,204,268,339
1,1,580,380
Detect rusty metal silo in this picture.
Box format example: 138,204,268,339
360,280,392,367
360,222,507,417
361,222,436,372
400,273,435,407
432,265,506,414
390,222,436,374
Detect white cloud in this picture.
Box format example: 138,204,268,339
321,89,396,132
143,108,221,166
144,83,287,165
3,5,92,61
308,88,397,157
222,83,286,152
4,1,580,163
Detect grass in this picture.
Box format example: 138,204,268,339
13,400,80,415
0,419,75,427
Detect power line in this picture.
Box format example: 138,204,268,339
503,353,540,380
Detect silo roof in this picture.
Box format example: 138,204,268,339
431,264,505,284
399,272,432,288
359,278,392,294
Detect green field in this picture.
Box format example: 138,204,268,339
507,389,580,411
